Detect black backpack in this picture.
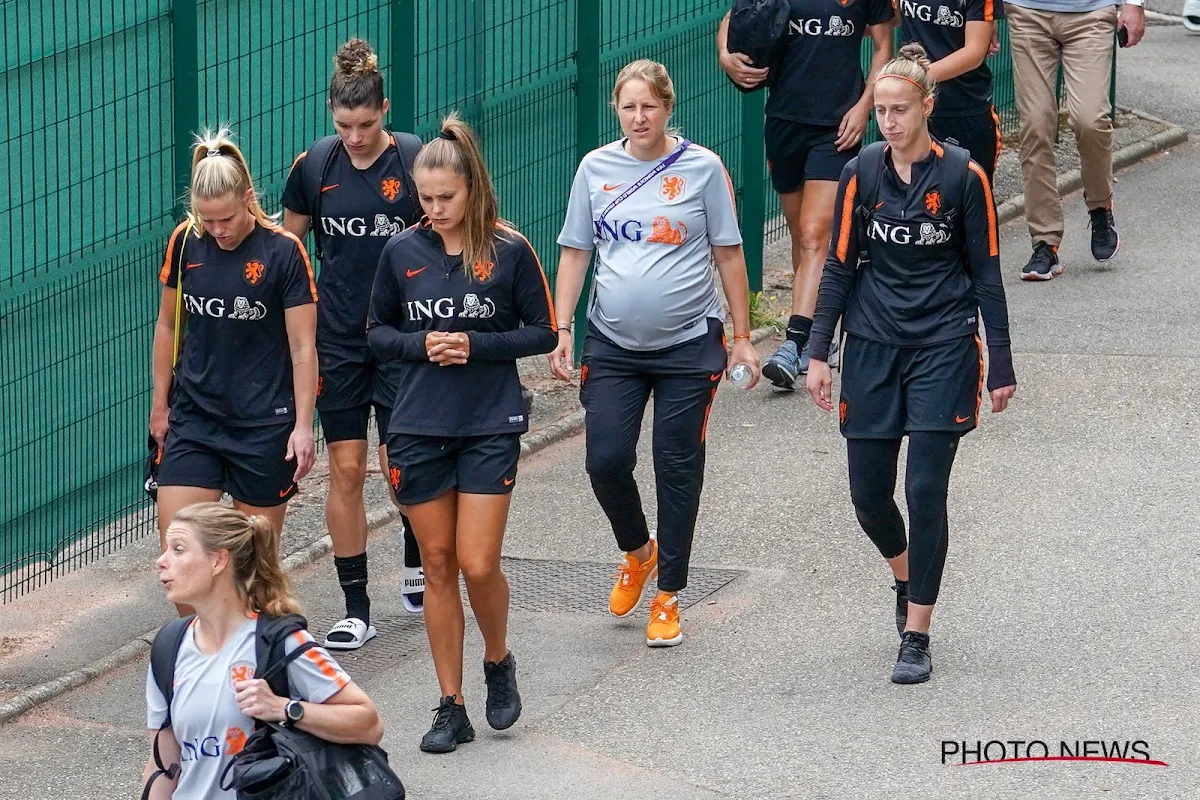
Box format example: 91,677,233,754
144,613,405,800
726,0,790,93
854,139,973,274
297,131,423,260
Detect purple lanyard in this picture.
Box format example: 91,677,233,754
598,138,691,224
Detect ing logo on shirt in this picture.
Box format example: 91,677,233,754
244,260,265,286
381,177,403,202
646,217,689,245
658,173,687,203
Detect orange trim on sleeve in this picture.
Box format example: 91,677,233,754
930,141,945,158
266,222,319,302
967,161,999,257
835,174,858,263
291,631,349,691
983,0,995,20
501,226,559,330
288,150,307,175
159,220,192,284
692,145,739,214
990,106,1002,158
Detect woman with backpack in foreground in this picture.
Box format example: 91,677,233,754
805,44,1016,685
142,503,384,799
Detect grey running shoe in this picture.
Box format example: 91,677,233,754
891,631,932,684
762,340,801,390
1089,208,1119,262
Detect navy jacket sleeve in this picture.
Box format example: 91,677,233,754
963,162,1016,390
467,234,558,361
809,162,861,362
367,237,431,362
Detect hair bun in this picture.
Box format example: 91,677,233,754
335,38,378,76
897,43,932,69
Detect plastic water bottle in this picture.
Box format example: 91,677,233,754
729,363,752,389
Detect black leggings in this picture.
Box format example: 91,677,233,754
846,433,960,605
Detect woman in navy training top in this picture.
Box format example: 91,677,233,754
283,39,426,651
367,114,557,753
150,129,317,618
806,45,1016,685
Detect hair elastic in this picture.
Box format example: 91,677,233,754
438,129,456,141
206,147,222,157
881,74,930,97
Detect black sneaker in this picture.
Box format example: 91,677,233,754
419,695,476,753
892,579,909,637
1089,207,1119,262
1020,242,1061,281
891,631,932,684
483,652,523,730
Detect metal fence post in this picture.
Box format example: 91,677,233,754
391,0,417,132
171,0,199,218
740,90,766,293
573,0,601,362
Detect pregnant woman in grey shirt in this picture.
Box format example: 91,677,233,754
549,59,759,649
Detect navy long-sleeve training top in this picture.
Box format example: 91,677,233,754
366,221,558,437
809,141,1016,390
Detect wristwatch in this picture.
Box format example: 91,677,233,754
283,699,305,728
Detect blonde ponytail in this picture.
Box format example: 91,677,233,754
187,127,276,234
412,113,512,279
172,503,300,617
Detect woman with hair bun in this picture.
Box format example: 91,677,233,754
283,38,427,650
142,502,382,799
806,44,1016,685
151,128,318,603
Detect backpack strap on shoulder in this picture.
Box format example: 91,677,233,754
304,135,343,261
143,615,194,800
936,140,973,272
253,613,313,702
392,131,423,189
854,141,888,263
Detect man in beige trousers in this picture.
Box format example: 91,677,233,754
1006,0,1145,281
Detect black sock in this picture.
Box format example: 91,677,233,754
334,553,370,624
400,513,422,568
786,315,812,349
894,578,909,597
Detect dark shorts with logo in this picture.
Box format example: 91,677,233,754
317,339,398,442
384,432,521,505
765,117,859,194
158,402,298,507
838,334,983,439
929,108,1001,180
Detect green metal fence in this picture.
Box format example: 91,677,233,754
0,1,1028,601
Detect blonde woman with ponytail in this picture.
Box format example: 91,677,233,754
143,503,382,800
806,44,1015,685
150,128,319,600
367,113,557,753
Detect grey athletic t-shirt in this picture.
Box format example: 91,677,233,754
145,616,351,800
557,138,743,351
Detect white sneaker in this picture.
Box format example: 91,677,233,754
402,564,425,614
1184,0,1200,32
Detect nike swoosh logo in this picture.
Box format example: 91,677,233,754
279,487,292,497
603,183,625,192
185,262,203,269
710,373,721,382
320,184,339,192
406,267,427,278
956,415,971,423
503,477,515,486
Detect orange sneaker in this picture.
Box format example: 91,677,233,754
608,541,658,617
646,593,682,647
